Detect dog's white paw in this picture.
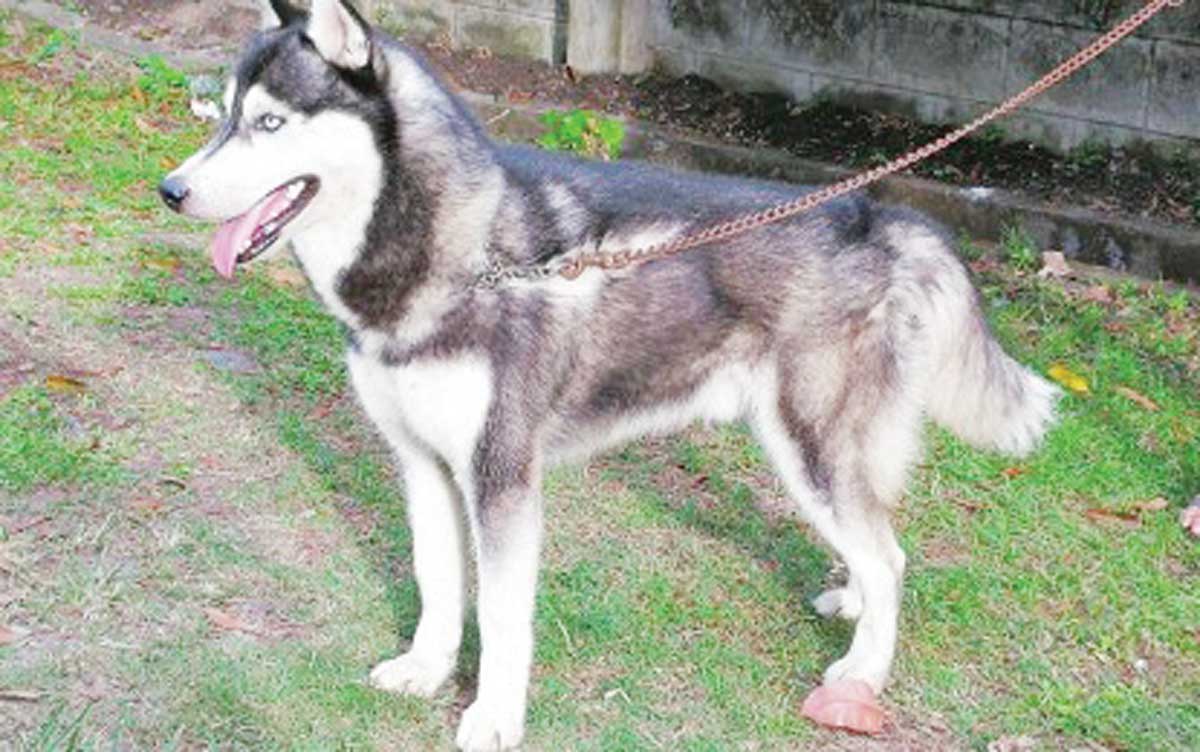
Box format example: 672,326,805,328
812,587,863,620
368,652,454,698
822,652,887,694
455,698,525,752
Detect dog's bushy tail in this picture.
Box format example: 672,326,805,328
888,222,1060,456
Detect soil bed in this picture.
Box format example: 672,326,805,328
47,0,256,53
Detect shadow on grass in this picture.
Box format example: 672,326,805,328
599,439,853,676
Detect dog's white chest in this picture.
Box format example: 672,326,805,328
349,351,494,474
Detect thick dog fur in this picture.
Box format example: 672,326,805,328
161,1,1059,749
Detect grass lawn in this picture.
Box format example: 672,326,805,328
1,14,1197,752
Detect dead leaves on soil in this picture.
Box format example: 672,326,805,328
1081,284,1116,306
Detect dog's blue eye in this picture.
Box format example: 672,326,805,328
256,114,285,133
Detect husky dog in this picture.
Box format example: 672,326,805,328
160,1,1058,748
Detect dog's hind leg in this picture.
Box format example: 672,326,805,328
750,369,914,694
369,440,469,697
456,458,543,752
812,500,906,691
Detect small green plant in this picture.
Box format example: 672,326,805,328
1066,139,1111,170
1165,289,1191,315
958,233,985,262
536,109,626,160
977,124,1007,146
1001,224,1039,272
28,27,72,64
136,54,188,99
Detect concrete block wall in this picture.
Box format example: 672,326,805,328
378,0,566,62
647,1,1200,152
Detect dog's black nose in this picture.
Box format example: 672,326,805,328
158,176,189,212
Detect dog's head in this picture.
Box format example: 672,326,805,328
159,0,391,278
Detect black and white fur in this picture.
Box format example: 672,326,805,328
160,2,1059,749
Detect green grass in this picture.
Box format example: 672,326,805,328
0,385,124,492
1000,223,1041,272
1,14,1198,751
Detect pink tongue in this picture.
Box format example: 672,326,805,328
210,187,294,278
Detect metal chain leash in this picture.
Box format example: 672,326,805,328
476,0,1185,288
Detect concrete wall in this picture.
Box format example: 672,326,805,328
374,0,1197,152
378,0,566,62
646,0,1200,151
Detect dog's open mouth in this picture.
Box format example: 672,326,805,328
210,176,320,278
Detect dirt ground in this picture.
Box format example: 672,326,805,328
51,0,1200,229
52,0,259,52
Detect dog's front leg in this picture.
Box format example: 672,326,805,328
370,442,468,697
456,468,543,752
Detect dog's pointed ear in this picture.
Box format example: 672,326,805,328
261,0,305,29
307,0,372,69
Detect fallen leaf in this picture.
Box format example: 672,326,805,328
204,607,265,637
140,255,182,273
1115,386,1160,412
1081,284,1115,305
267,264,307,289
128,497,164,514
44,374,86,394
801,680,885,736
1133,497,1169,513
1002,467,1026,479
1037,251,1071,279
1048,364,1090,395
1085,508,1141,529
